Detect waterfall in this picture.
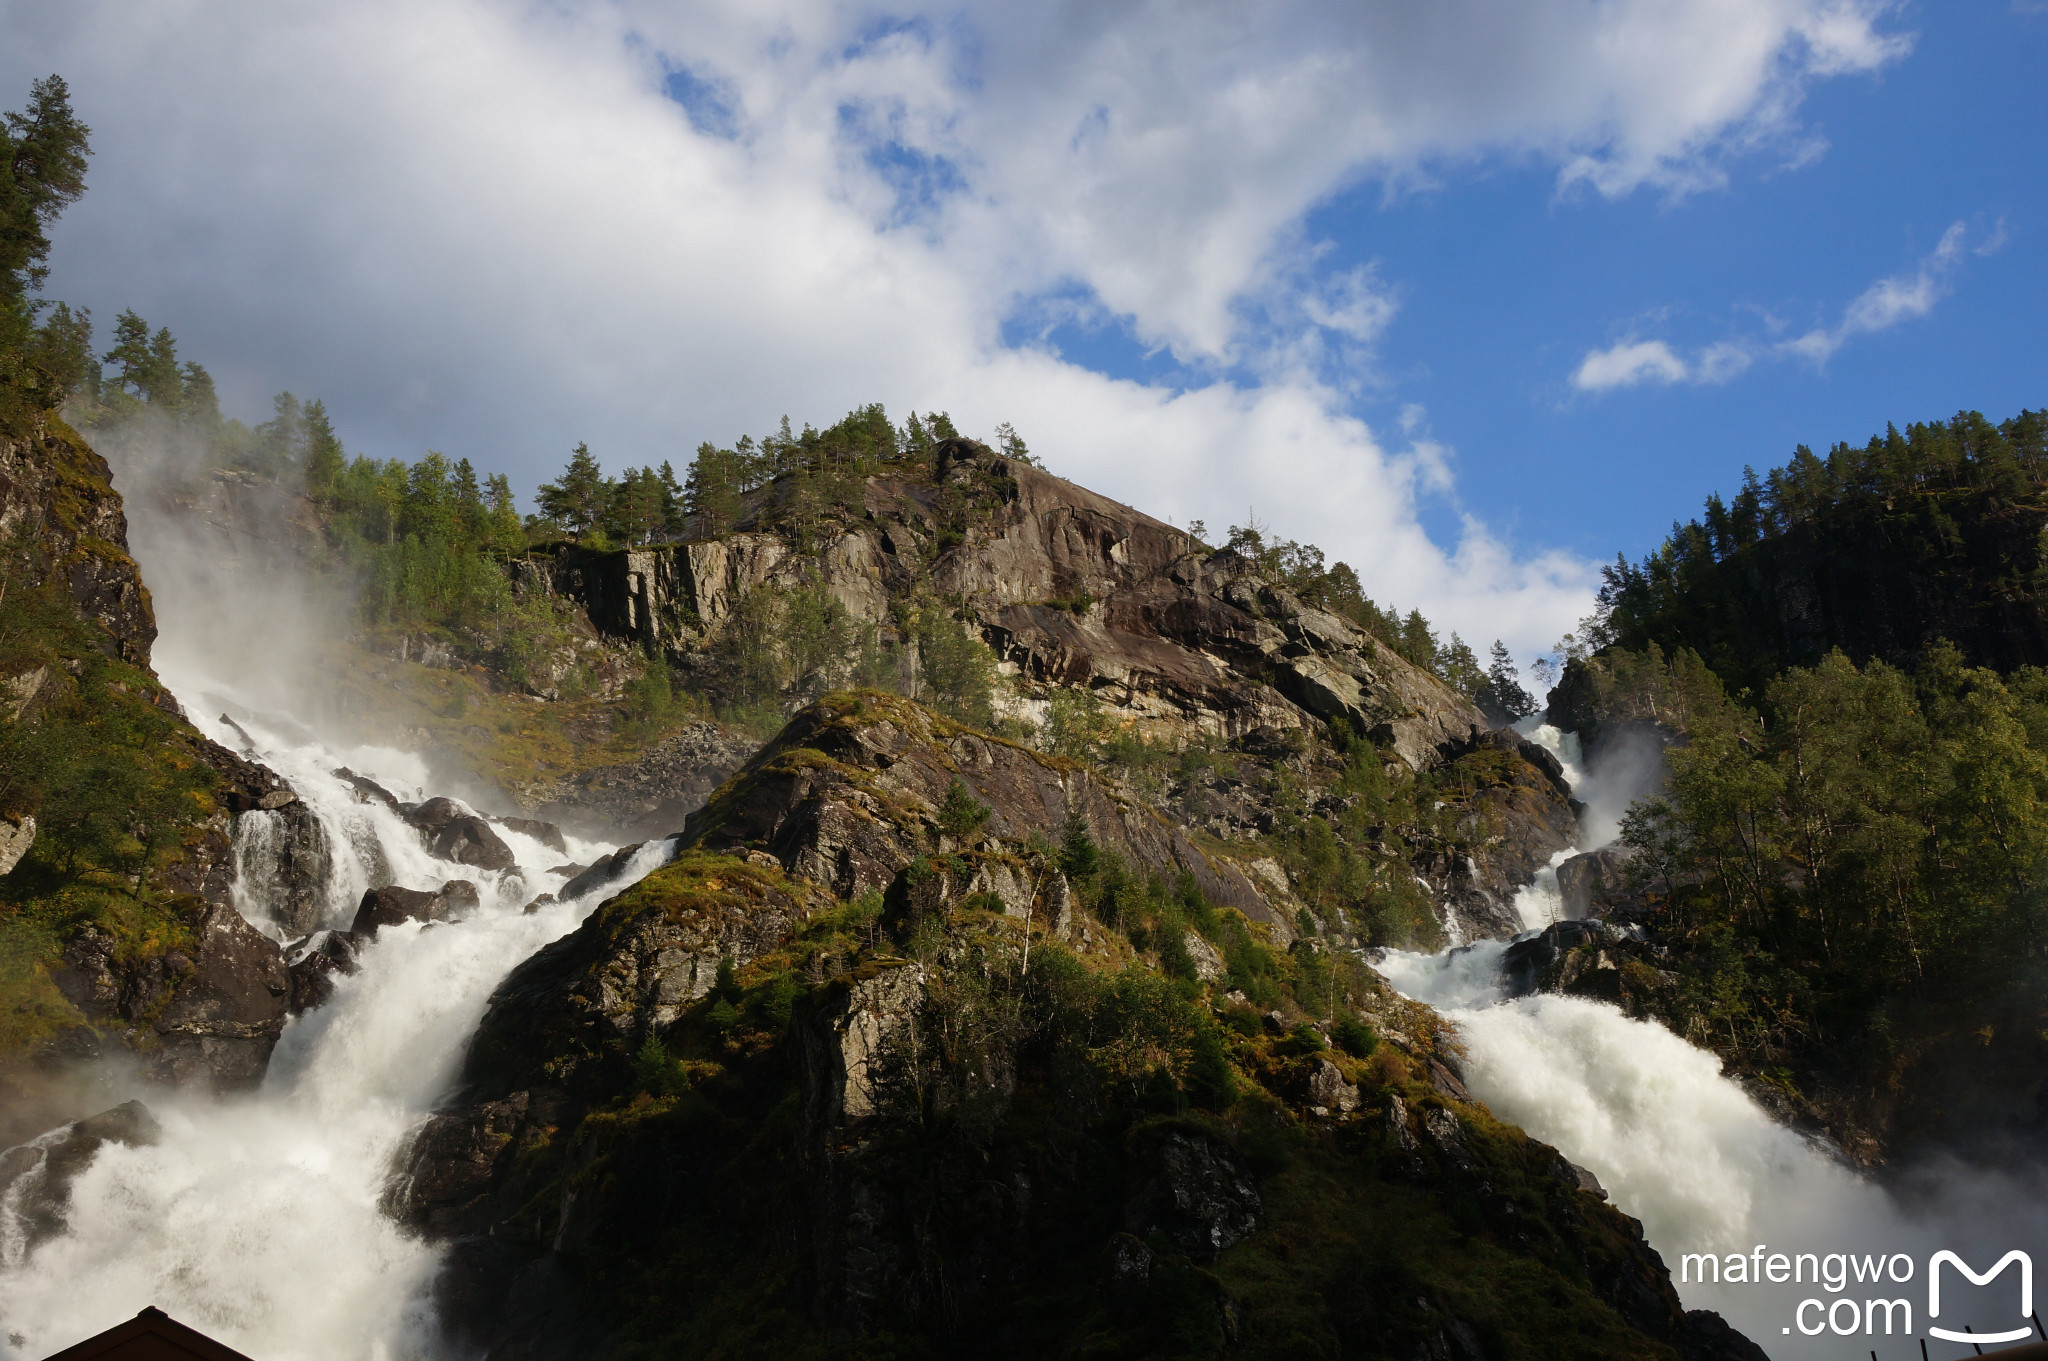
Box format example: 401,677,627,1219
1375,724,2048,1358
0,698,673,1361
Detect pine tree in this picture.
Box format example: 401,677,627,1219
254,391,306,478
535,441,610,537
992,421,1037,467
658,459,688,539
103,310,182,405
483,472,523,550
179,362,220,424
302,399,345,501
1478,640,1536,720
34,300,93,400
684,441,743,536
0,75,91,307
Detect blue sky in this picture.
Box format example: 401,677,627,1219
4,0,2041,659
1022,1,2047,565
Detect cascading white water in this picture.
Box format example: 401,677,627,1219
1377,722,2048,1358
0,698,674,1361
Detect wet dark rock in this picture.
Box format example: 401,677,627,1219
529,722,758,839
287,930,361,1013
52,900,290,1091
557,842,654,901
351,880,480,938
1123,1131,1261,1258
494,816,567,853
1499,918,1608,998
251,799,332,937
1557,846,1635,918
334,766,403,809
0,1100,162,1249
408,798,517,872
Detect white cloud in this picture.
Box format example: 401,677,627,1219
0,0,1906,665
1575,220,1969,388
1782,220,1965,362
1573,339,1691,391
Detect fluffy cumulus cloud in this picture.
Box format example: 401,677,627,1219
1574,219,1971,391
0,0,1904,662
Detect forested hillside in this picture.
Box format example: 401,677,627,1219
1552,407,2048,1162
1598,409,2048,695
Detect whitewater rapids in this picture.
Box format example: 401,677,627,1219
0,702,674,1361
1374,724,2048,1359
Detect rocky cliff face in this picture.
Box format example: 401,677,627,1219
524,442,1491,770
682,693,1293,931
0,418,156,665
388,692,1757,1361
0,413,300,1126
511,444,1578,940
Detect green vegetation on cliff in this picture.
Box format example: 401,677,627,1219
416,693,1707,1360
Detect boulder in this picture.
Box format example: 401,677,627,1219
494,816,567,853
1308,1057,1360,1113
1123,1131,1261,1258
407,797,517,872
235,799,332,937
0,1101,162,1249
558,842,653,901
334,766,403,809
53,900,291,1091
351,880,480,938
287,930,362,1013
1558,846,1634,918
1499,918,1606,998
0,813,34,875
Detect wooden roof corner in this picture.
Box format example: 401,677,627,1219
37,1307,258,1361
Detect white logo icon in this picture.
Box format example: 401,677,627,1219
1928,1250,2033,1344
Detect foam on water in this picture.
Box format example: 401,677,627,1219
0,701,673,1361
1376,721,2048,1357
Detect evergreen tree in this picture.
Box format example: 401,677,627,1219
992,421,1037,467
36,300,93,401
254,390,306,477
179,362,220,424
302,399,345,501
684,441,744,536
103,310,181,405
0,75,91,423
483,472,522,548
535,441,610,537
1477,640,1536,720
657,459,687,539
0,75,90,307
609,466,667,545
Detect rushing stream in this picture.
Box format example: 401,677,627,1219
0,685,673,1361
1374,723,2048,1359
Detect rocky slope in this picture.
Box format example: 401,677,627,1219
0,418,309,1136
387,691,1760,1361
530,440,1488,767
513,441,1578,940
0,418,156,666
